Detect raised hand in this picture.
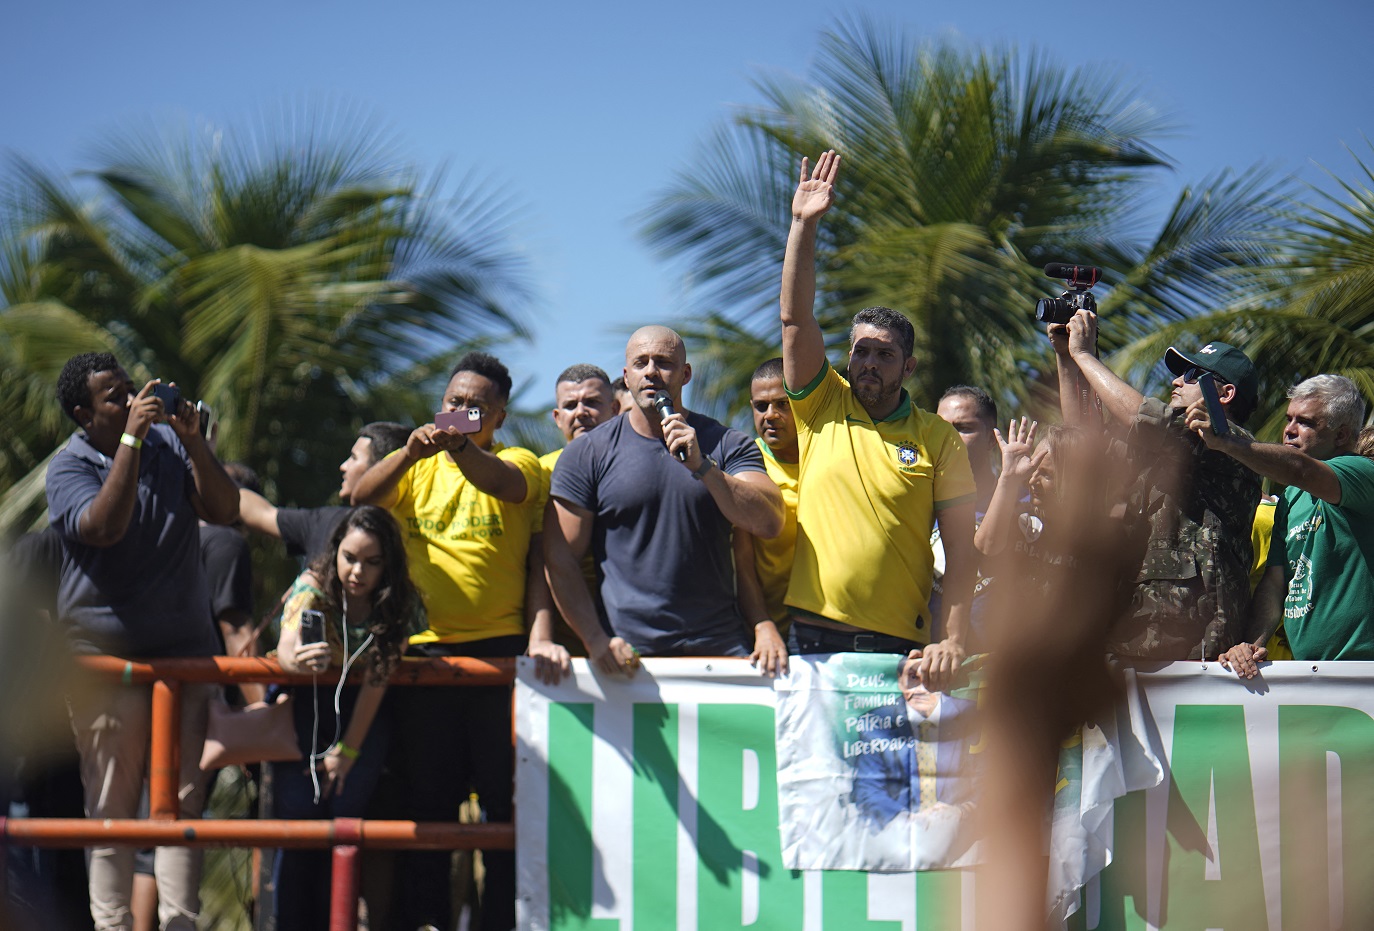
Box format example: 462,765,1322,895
792,150,841,222
405,424,444,461
162,385,202,442
660,411,702,470
1066,309,1098,359
126,381,163,440
994,417,1040,484
1046,322,1071,357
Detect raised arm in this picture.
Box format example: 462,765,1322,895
701,469,782,539
76,382,161,547
1048,324,1096,426
1185,409,1345,503
446,438,529,502
354,424,527,506
160,391,237,525
659,416,783,538
975,418,1040,557
781,150,841,393
238,489,282,539
1063,310,1143,426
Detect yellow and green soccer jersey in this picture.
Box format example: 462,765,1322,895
784,363,976,642
379,443,543,644
754,437,800,624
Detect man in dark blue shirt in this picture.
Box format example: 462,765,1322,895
544,326,783,673
46,352,238,931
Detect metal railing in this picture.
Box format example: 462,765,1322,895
1,654,518,931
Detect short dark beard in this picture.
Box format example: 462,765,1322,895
851,380,898,411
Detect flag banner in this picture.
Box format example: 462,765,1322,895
516,658,1374,930
774,653,985,871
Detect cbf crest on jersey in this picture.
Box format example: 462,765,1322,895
895,442,920,472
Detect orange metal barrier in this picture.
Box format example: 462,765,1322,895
2,654,518,931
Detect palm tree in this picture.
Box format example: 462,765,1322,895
640,18,1284,416
1114,144,1374,439
0,105,532,533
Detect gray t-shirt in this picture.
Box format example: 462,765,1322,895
549,412,765,655
46,424,219,657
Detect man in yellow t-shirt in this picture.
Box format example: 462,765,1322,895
779,151,978,694
529,363,617,681
352,350,537,931
734,356,798,677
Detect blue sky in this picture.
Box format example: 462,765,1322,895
9,0,1371,412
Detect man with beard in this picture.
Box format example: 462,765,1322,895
778,151,977,693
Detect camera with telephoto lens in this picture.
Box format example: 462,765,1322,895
1035,263,1101,325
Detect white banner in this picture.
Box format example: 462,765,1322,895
516,658,1374,930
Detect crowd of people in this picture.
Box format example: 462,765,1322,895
5,149,1374,931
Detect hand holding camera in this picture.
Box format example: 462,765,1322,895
123,381,164,441
1037,263,1102,360
149,381,213,443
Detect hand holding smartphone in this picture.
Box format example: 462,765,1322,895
299,609,327,645
435,408,483,434
151,383,182,417
1197,372,1230,437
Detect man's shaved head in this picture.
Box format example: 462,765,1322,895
625,325,686,364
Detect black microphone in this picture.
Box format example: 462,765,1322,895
1043,263,1101,287
653,392,688,461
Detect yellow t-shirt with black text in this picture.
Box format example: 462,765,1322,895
754,437,800,624
784,362,976,642
380,443,542,644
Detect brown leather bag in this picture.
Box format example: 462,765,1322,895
198,585,303,771
199,692,303,770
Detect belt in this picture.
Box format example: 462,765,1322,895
791,620,921,654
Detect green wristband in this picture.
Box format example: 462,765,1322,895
333,740,360,760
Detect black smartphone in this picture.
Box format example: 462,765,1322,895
435,408,483,434
1197,372,1230,437
152,383,181,417
299,609,326,645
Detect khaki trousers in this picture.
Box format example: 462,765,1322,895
68,681,215,931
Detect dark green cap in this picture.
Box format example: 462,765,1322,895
1164,341,1258,409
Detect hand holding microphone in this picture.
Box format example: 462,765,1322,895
653,392,691,463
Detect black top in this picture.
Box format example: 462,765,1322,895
277,505,352,565
200,523,253,624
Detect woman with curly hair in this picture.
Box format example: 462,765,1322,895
271,505,424,930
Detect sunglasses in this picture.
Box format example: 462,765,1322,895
1181,366,1217,385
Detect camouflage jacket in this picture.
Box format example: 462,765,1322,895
1106,399,1261,660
